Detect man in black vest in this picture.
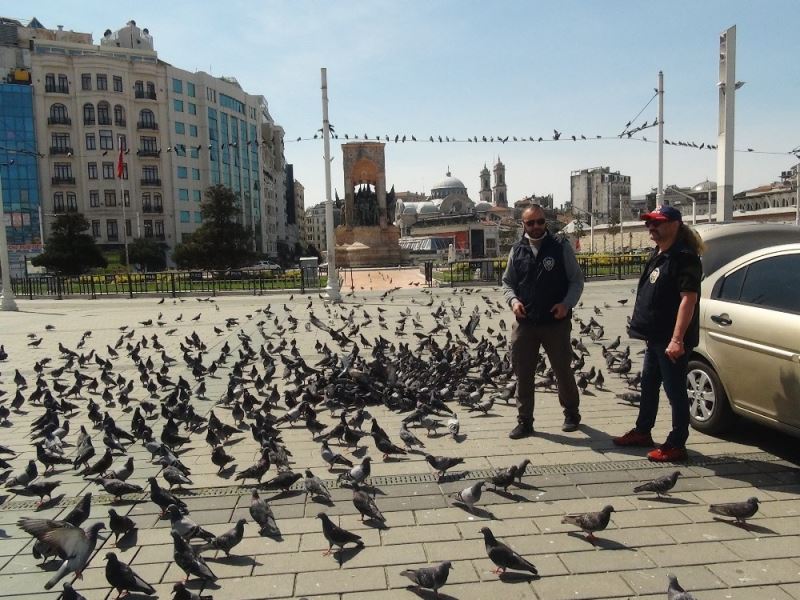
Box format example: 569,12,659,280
501,205,585,439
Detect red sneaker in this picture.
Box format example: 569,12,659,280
612,429,655,447
648,446,688,462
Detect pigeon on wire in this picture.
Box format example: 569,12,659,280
18,518,106,589
400,561,454,597
708,496,759,527
633,471,681,497
667,573,697,599
172,531,217,582
104,551,156,596
451,480,485,512
197,518,247,557
480,527,538,576
317,512,364,557
249,489,281,539
561,505,615,543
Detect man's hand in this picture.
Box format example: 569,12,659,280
550,303,568,320
511,299,527,319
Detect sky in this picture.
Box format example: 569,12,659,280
16,1,800,208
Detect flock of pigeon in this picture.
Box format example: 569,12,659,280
0,287,763,599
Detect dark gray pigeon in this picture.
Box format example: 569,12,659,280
171,531,217,582
708,496,759,526
61,582,87,600
633,471,681,497
400,561,453,597
105,551,156,596
304,470,331,501
166,504,215,541
425,454,464,478
249,489,281,539
340,456,371,486
108,508,136,543
353,486,384,523
667,573,697,599
172,581,213,600
93,478,143,502
480,527,538,576
197,518,246,557
162,465,193,489
317,512,363,555
485,465,518,492
561,505,615,543
5,459,37,488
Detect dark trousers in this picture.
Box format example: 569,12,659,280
635,343,691,448
511,317,580,423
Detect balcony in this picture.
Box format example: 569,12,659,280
98,117,112,126
137,121,159,131
142,205,164,214
115,119,126,127
137,149,160,158
140,178,161,187
51,176,76,185
134,90,157,100
107,234,119,242
155,233,166,241
49,147,73,156
83,118,96,126
47,116,72,126
45,84,69,94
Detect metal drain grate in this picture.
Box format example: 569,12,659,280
0,451,786,512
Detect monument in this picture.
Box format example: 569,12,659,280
334,142,406,267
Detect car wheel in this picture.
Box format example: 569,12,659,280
687,360,734,434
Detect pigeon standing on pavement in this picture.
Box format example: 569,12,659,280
480,527,538,576
485,465,518,492
400,561,453,597
425,454,464,478
352,485,385,524
148,477,187,516
317,512,364,556
708,497,759,526
166,504,215,541
197,519,247,557
561,505,615,543
249,489,281,539
667,573,697,599
104,552,156,596
108,508,136,544
451,481,484,512
172,581,213,600
304,469,332,502
633,471,681,497
171,531,217,582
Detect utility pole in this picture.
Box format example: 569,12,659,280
657,70,664,206
717,26,737,222
321,68,340,302
619,193,624,252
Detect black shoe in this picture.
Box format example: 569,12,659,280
562,414,581,432
509,421,534,440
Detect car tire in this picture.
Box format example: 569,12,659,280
687,360,734,434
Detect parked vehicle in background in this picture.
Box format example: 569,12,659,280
243,260,281,271
687,223,800,438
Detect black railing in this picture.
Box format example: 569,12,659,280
84,118,96,126
49,147,73,156
135,90,157,100
51,176,76,185
140,178,161,187
115,119,126,127
137,149,160,157
137,121,159,130
142,205,163,213
45,84,69,93
47,117,72,125
11,268,326,299
98,117,112,126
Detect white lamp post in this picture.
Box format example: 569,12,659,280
666,185,698,225
0,161,19,311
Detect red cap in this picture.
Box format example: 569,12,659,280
640,205,682,222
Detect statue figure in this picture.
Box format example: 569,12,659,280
386,185,397,225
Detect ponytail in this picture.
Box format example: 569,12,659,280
678,223,705,256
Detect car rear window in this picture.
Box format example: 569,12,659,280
737,254,800,313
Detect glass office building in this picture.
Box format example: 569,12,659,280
0,83,41,276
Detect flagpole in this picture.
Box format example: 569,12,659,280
118,136,129,269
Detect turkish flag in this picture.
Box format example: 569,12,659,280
116,143,124,179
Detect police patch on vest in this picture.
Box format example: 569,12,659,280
543,257,556,271
649,267,660,284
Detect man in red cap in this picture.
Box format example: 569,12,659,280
612,205,703,461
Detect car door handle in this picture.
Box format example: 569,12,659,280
710,314,732,326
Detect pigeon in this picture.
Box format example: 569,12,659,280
172,581,214,600
61,582,87,600
352,485,385,523
480,527,538,576
197,518,246,557
399,423,425,450
425,454,464,478
485,465,518,492
340,456,371,486
234,457,270,484
263,470,302,492
105,551,156,596
400,561,453,597
304,470,332,501
18,519,106,589
166,504,215,541
515,458,531,482
561,505,615,543
320,441,354,471
6,459,38,488
447,413,460,438
249,489,281,539
172,531,219,583
148,477,187,516
102,456,135,481
667,573,697,599
633,471,681,497
108,508,136,543
708,497,759,526
451,481,484,512
211,445,235,473
163,465,193,489
81,449,113,478
317,512,364,556
92,478,143,502
31,493,93,561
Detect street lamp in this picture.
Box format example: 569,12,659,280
572,205,595,253
666,185,699,225
0,160,19,310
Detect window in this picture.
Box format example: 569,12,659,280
85,133,96,150
143,166,159,181
45,73,55,89
153,193,163,210
178,188,189,201
187,82,195,97
118,134,127,151
91,220,101,238
188,102,196,115
53,192,65,212
146,81,156,98
189,124,198,137
206,87,216,103
88,163,98,179
193,190,202,202
190,147,199,159
104,190,117,207
191,168,200,180
194,212,202,223
125,220,132,237
172,78,183,94
718,267,747,301
177,166,187,179
99,130,113,150
142,193,152,210
140,136,157,152
175,121,185,135
144,219,153,237
180,210,190,223
96,74,107,91
113,76,123,92
49,103,69,123
53,163,72,178
738,255,800,313
83,103,95,125
173,99,184,112
58,74,68,92
89,190,99,207
114,105,125,126
66,192,77,212
51,133,70,150
134,80,143,95
154,220,165,237
97,101,111,125
220,93,245,114
81,73,92,90
139,109,156,127
107,219,118,240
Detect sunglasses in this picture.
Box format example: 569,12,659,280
523,218,546,226
645,220,667,228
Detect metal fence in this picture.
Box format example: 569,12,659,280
428,254,650,287
11,267,325,299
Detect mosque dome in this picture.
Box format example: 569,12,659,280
418,202,439,215
401,203,418,215
430,170,467,199
474,201,493,212
692,180,716,192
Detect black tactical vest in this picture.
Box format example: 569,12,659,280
510,232,569,325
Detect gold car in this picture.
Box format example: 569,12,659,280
688,223,800,436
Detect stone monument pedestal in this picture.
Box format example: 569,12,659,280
335,225,407,267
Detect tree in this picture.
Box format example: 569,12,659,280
31,213,107,275
172,185,256,269
129,238,166,271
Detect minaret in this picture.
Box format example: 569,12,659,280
479,164,492,204
493,157,507,207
